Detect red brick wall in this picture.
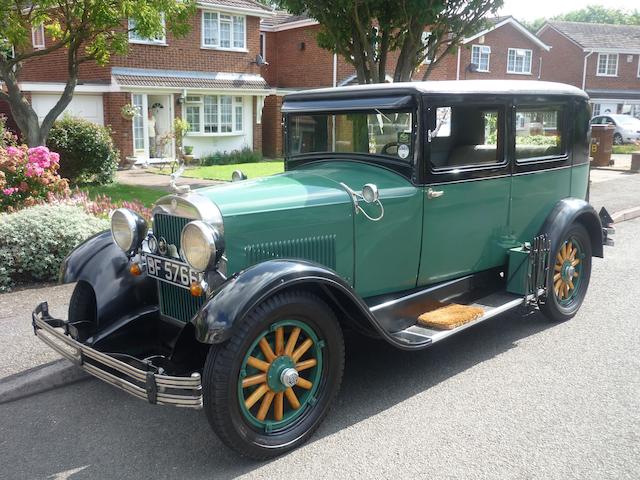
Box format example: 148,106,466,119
262,95,283,157
458,23,545,81
538,27,583,87
584,52,640,90
16,12,263,84
252,97,262,152
103,92,133,161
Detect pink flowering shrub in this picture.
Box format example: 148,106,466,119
0,145,69,212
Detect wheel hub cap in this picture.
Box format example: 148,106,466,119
280,368,299,388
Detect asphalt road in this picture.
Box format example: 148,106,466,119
1,222,638,479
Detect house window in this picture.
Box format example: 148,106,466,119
128,15,166,45
421,31,432,64
186,95,244,135
202,11,245,50
637,56,640,78
471,45,490,72
132,94,145,151
32,24,45,49
259,32,266,61
592,103,601,117
235,97,243,131
597,53,618,76
507,48,532,74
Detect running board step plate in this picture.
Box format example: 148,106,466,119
389,292,525,347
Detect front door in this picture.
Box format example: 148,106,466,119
131,93,174,160
418,98,512,286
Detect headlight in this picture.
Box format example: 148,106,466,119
181,221,224,272
110,208,147,253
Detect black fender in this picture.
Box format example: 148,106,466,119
192,259,394,346
61,230,157,330
539,198,604,258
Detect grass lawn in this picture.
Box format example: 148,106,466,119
612,144,640,155
79,183,166,207
181,161,284,181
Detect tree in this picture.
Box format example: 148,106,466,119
0,1,195,146
277,0,503,84
526,5,640,32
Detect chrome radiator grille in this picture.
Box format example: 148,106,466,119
153,213,205,322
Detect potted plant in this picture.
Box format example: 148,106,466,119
120,104,138,120
183,145,195,164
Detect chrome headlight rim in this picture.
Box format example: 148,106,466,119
110,208,148,253
180,220,224,272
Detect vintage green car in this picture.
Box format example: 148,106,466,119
33,80,613,459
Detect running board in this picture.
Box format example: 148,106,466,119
388,292,526,347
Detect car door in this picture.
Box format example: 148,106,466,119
418,97,511,286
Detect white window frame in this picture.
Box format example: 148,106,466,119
507,48,532,75
184,95,244,136
259,32,266,61
471,45,491,72
201,10,247,52
597,53,618,77
128,15,167,45
637,56,640,78
32,24,45,49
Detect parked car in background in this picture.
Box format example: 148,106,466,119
32,80,614,459
590,114,640,145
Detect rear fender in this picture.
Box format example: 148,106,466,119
61,231,157,329
539,198,604,258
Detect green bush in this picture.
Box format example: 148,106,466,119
47,116,120,184
200,147,262,166
0,204,109,291
516,135,559,146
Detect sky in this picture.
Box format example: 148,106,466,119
498,0,639,21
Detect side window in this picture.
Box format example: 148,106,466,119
515,106,565,161
429,105,503,169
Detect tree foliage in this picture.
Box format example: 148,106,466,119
277,0,503,83
0,0,195,146
526,5,640,32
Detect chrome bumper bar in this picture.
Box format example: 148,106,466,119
32,302,202,408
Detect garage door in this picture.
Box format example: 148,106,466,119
31,94,104,125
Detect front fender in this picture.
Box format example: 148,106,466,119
61,231,157,329
539,198,604,258
192,259,389,345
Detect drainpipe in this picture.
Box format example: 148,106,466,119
333,53,337,87
582,51,594,91
538,56,542,79
456,47,461,80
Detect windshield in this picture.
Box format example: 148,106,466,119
287,110,414,161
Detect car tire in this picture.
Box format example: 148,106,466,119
613,133,623,145
540,223,592,322
202,290,344,459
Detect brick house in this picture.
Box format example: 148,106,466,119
3,0,274,161
259,14,550,157
538,22,640,118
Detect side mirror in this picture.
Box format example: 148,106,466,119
231,170,247,182
362,184,379,203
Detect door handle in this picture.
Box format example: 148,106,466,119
427,188,444,199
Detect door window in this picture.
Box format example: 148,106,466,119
429,105,503,169
514,106,565,161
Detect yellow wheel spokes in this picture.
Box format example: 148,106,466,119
242,326,316,423
554,240,580,301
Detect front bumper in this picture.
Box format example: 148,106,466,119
32,302,202,408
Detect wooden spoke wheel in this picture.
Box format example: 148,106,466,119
202,291,344,459
238,321,323,429
541,223,592,322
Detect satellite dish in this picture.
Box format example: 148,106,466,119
254,54,269,66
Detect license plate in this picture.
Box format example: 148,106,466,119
145,254,198,289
